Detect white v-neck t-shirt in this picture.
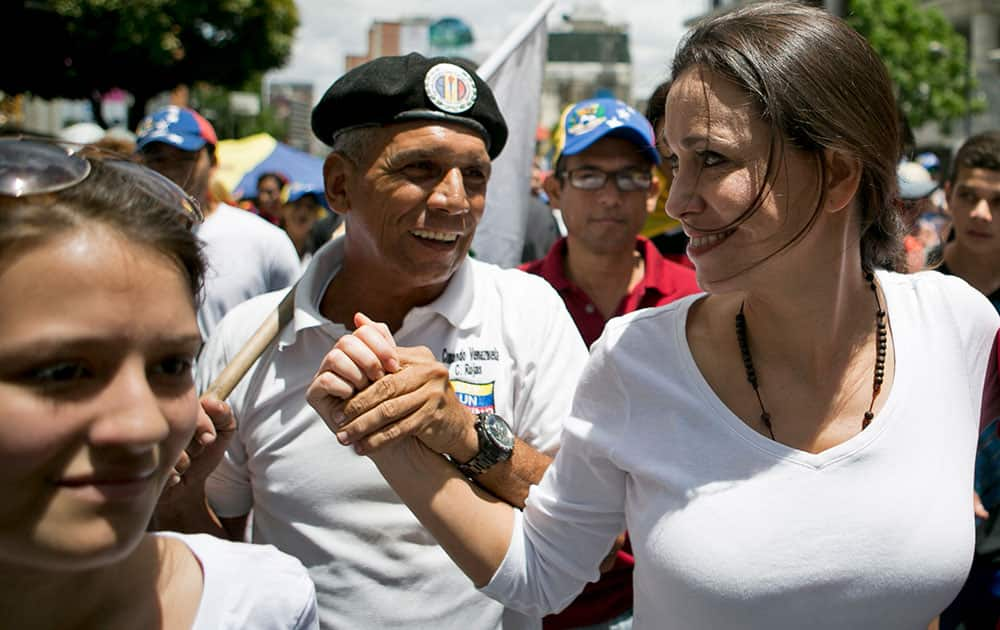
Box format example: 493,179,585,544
485,269,1000,629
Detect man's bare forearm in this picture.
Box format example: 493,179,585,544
472,438,552,509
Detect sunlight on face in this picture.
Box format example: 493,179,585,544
662,67,823,291
0,227,201,571
345,122,492,288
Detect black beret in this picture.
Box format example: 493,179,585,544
312,52,508,159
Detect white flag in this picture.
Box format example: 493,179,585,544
473,0,554,268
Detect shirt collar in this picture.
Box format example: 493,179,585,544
401,256,481,333
537,237,572,291
278,237,481,348
276,236,346,348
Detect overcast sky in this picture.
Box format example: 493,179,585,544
267,0,710,104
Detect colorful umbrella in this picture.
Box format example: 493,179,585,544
215,133,325,202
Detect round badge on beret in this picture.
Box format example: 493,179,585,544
424,63,478,114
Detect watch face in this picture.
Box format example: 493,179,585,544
482,414,515,449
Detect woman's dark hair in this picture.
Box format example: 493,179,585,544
0,157,205,302
671,0,903,270
645,79,672,160
645,79,672,134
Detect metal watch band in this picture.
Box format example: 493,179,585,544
455,413,513,477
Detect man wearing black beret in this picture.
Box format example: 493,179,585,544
165,53,588,629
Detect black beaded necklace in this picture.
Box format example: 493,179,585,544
734,271,887,440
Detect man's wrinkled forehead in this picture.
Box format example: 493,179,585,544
379,121,491,167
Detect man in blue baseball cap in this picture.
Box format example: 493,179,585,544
135,105,300,337
523,98,700,347
135,105,219,211
279,183,331,265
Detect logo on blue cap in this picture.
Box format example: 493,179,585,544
557,98,660,165
136,106,216,153
424,63,477,114
566,103,607,136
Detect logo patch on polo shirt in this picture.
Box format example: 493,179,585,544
451,379,495,414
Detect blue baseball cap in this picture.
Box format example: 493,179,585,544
135,106,218,153
285,181,329,209
552,98,660,167
916,151,940,172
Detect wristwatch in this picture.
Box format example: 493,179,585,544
455,413,515,477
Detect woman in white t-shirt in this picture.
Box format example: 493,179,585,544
307,2,1000,629
0,139,317,629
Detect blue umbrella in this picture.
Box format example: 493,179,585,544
216,133,326,202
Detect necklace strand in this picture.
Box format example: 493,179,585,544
734,271,887,440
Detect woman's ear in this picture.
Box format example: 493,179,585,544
822,149,863,214
323,153,353,215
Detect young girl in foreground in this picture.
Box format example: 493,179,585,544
0,139,317,629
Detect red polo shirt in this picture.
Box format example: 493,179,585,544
519,236,700,628
521,236,701,347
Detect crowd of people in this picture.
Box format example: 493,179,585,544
2,1,1000,628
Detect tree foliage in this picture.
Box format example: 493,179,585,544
5,0,298,127
847,0,985,134
192,82,288,141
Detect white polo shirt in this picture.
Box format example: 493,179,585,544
198,237,588,630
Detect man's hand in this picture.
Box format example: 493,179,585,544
158,396,235,505
152,395,242,537
307,312,399,411
339,346,479,458
309,312,554,509
306,313,478,460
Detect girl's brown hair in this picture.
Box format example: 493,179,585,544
0,156,205,301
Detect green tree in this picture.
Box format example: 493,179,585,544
847,0,985,134
5,0,298,129
192,81,289,141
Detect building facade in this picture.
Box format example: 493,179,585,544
266,81,314,153
540,2,632,130
916,0,1000,149
345,17,477,71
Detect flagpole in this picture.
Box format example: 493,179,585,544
477,0,556,81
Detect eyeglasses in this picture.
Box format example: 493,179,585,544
559,167,653,192
0,137,203,224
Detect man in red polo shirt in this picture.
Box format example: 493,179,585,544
522,97,699,347
520,98,700,628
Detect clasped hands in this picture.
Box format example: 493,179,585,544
306,313,480,462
